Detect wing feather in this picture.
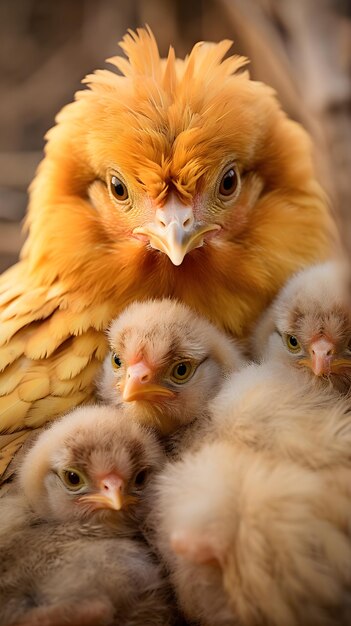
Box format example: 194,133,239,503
0,264,109,477
0,361,25,395
0,391,31,432
52,359,101,397
17,367,51,402
0,333,26,372
26,392,91,429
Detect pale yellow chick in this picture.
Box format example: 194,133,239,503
97,298,244,435
150,362,351,625
252,261,351,393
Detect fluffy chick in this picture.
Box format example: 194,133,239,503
150,362,351,625
97,298,244,435
252,261,351,392
0,26,335,479
0,405,173,626
152,442,351,626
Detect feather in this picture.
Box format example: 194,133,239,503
162,46,177,95
17,367,51,402
0,391,30,432
0,432,29,476
0,361,25,396
25,392,89,429
52,359,101,397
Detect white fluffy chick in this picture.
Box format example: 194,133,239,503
0,405,173,626
97,298,244,435
252,261,351,392
150,362,351,626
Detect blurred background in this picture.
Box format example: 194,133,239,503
0,0,350,272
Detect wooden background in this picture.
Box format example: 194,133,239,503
0,0,350,273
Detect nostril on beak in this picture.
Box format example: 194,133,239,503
156,209,167,229
182,212,194,230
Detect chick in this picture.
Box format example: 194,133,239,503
150,362,351,625
252,261,351,392
152,441,351,626
0,26,335,479
97,298,244,435
0,405,173,626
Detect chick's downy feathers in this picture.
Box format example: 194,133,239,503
153,441,351,626
0,27,335,477
151,362,351,625
0,405,172,626
98,298,243,434
20,404,164,525
252,261,351,392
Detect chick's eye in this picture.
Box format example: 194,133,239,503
60,468,86,492
111,353,122,369
110,175,128,202
286,335,301,353
170,360,194,383
134,468,149,487
219,166,239,198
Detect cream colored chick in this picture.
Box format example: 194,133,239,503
150,362,351,625
153,442,351,626
97,299,244,435
0,405,173,626
208,360,351,469
252,261,351,392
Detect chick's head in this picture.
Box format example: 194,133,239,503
19,405,164,525
99,299,243,433
255,262,351,391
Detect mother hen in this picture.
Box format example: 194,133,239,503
0,27,335,478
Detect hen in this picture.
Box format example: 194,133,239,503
0,404,173,626
97,298,243,435
252,261,351,392
0,27,335,477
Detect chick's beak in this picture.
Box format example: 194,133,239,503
121,360,175,402
299,337,336,376
133,195,220,266
78,473,124,511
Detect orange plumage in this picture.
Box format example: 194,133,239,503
0,27,335,478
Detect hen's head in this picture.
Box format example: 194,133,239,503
26,28,333,337
97,299,243,433
19,405,164,526
253,262,351,392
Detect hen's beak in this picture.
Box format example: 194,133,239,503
298,337,335,376
121,360,175,402
133,195,220,266
78,473,124,511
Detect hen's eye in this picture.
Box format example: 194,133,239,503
111,353,122,369
286,335,301,353
169,360,195,384
134,468,149,487
59,468,87,492
219,166,239,198
110,175,128,201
